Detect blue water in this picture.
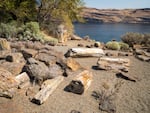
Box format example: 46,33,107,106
74,23,150,43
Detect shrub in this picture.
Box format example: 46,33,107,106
25,22,40,34
119,42,129,50
143,34,150,47
106,41,120,50
0,22,17,39
44,37,58,46
121,32,144,47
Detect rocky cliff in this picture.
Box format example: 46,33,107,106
81,7,150,23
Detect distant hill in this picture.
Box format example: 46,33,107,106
81,7,150,23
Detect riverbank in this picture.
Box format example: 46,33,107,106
0,39,150,113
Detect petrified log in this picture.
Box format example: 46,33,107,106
66,57,83,71
0,67,18,98
66,70,93,94
21,48,38,59
0,38,11,50
116,72,137,82
32,76,64,105
65,48,105,57
15,72,30,89
0,62,25,76
97,57,130,72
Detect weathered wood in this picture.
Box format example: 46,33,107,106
0,67,18,98
66,57,83,71
15,72,30,89
66,70,93,94
116,72,137,82
32,76,64,105
97,57,130,72
65,48,105,57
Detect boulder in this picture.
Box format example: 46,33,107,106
0,67,18,98
10,41,25,50
6,52,25,63
35,52,57,66
48,64,63,78
0,62,25,76
136,55,150,62
24,58,62,85
0,38,11,50
21,48,38,59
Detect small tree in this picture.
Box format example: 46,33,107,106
37,0,84,35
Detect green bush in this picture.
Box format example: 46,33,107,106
121,32,145,47
119,42,129,50
25,22,40,34
44,37,58,46
0,22,17,39
106,41,120,50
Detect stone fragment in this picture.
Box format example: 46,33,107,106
0,38,11,50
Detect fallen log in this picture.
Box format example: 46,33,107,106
66,70,93,94
15,72,31,89
116,72,137,82
65,48,105,57
0,67,18,98
97,57,130,72
32,76,64,105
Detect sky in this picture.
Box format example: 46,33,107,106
84,0,150,9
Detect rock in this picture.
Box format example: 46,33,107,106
86,45,92,48
24,58,61,85
83,35,90,40
70,110,81,113
0,38,11,50
71,35,82,40
66,57,83,71
118,52,132,56
136,55,150,62
0,62,25,76
32,42,44,50
77,43,84,47
133,44,142,49
6,52,25,63
0,50,11,59
35,52,57,66
48,64,63,78
94,42,101,47
21,48,38,59
105,52,118,57
0,67,18,98
10,41,25,50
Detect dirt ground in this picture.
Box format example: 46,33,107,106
0,40,150,113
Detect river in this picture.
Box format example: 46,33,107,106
74,23,150,43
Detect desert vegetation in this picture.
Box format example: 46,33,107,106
121,32,150,47
0,0,84,42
